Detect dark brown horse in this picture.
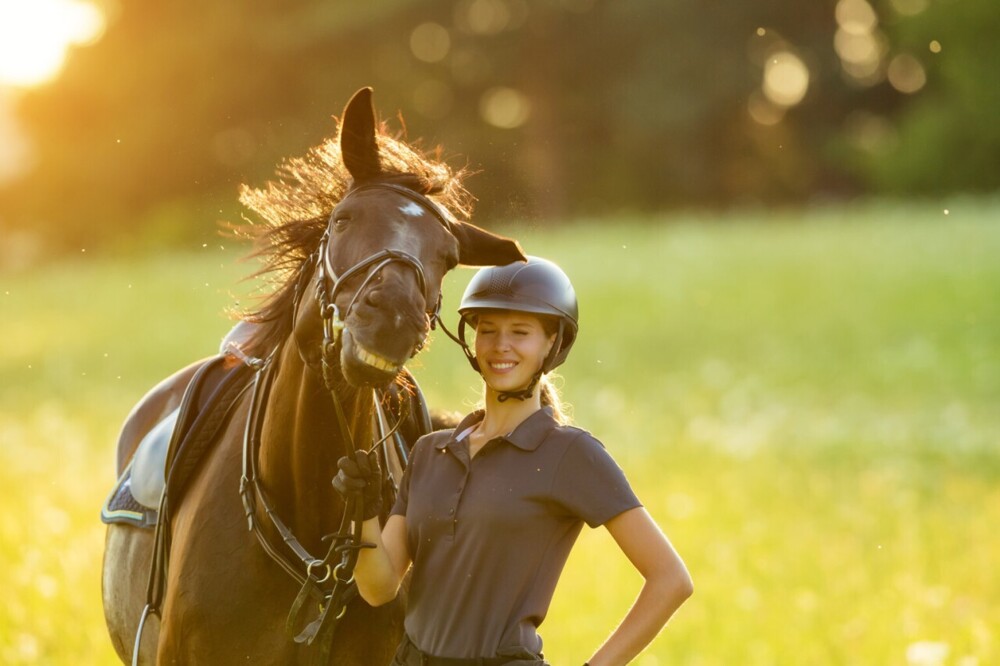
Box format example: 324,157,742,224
102,88,524,664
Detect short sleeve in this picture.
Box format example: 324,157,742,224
549,432,642,527
390,462,411,517
390,436,425,517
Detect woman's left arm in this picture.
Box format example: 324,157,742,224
585,507,693,666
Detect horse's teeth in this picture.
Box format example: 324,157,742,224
355,344,398,372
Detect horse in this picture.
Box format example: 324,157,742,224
101,87,525,664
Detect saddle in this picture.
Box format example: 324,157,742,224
101,355,256,527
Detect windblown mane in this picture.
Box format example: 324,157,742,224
232,120,473,360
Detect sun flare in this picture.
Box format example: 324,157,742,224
0,0,105,88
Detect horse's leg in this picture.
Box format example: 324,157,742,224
102,357,214,663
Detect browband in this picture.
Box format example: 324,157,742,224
339,182,455,234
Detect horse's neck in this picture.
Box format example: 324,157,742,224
258,343,372,548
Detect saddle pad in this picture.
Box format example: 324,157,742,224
101,460,159,528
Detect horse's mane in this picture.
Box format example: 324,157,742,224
232,120,473,360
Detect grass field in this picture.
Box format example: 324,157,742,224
1,201,998,664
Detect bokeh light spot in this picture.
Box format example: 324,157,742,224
410,22,451,63
835,28,880,66
836,0,878,35
889,0,929,17
887,53,926,94
479,87,531,129
748,91,785,126
458,0,511,35
929,40,942,54
763,51,810,107
835,27,887,86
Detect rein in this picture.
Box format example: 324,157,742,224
238,347,373,659
241,182,451,659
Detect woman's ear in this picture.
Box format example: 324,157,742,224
545,332,557,355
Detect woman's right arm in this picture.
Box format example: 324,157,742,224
354,514,411,606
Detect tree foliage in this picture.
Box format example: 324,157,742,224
0,0,996,255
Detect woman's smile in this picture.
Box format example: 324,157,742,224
474,311,555,392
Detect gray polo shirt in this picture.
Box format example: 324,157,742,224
390,406,642,659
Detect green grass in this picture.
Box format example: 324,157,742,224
1,201,998,664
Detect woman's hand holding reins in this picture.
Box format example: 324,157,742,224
332,449,383,521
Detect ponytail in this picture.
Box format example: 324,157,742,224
539,373,571,425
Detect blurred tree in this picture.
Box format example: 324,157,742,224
2,0,421,252
845,0,1000,195
0,0,996,257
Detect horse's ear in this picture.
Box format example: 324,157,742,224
451,221,527,267
340,87,381,182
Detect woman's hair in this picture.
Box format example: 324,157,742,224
539,373,571,425
537,315,571,424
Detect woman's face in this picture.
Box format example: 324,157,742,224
473,310,556,393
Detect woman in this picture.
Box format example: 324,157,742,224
334,257,693,665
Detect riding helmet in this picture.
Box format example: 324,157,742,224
458,256,579,373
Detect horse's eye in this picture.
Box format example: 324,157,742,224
333,216,350,232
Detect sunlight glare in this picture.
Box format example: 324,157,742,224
0,0,105,88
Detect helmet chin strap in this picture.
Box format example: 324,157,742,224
494,370,542,403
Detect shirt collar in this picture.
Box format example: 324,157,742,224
435,406,558,452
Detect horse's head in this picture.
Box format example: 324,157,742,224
294,88,525,387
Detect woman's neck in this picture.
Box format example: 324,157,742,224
476,386,543,439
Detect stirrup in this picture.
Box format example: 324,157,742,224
132,603,159,666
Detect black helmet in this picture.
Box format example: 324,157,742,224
457,256,579,373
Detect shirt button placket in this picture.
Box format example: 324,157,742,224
450,472,467,536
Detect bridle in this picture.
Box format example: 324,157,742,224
241,181,451,661
312,182,452,374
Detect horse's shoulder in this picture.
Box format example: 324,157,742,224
115,357,216,474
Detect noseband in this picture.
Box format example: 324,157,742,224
310,183,452,377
